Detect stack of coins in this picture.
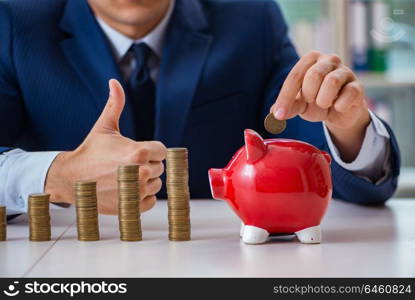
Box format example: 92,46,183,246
28,193,51,242
74,181,100,241
0,206,6,241
166,148,191,241
118,165,142,241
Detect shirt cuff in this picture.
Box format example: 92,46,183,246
0,149,61,215
323,110,391,183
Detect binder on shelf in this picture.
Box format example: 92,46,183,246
369,0,390,72
349,0,370,71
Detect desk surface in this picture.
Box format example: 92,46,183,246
1,199,414,278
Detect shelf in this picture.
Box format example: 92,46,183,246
358,72,415,88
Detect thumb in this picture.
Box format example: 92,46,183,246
92,79,125,133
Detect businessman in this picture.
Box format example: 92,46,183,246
0,0,400,215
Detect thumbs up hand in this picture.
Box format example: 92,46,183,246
45,79,167,214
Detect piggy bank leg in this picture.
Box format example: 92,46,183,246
295,225,321,244
240,222,245,238
242,225,269,244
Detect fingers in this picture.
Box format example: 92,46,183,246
316,68,354,109
139,161,164,181
282,90,308,119
273,51,321,119
138,176,161,212
274,53,362,125
93,79,126,133
333,81,364,113
146,141,167,161
302,57,339,103
127,141,167,165
140,195,157,212
133,141,167,163
271,52,359,124
300,101,329,122
141,178,162,197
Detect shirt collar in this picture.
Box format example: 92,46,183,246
96,0,175,61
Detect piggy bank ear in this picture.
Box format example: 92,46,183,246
244,129,267,163
321,151,332,164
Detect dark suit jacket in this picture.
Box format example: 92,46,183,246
0,0,400,203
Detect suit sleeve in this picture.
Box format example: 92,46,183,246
260,1,400,205
323,120,400,205
0,1,26,153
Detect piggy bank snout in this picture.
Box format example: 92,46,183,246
208,168,226,200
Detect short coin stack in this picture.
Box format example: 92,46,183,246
118,164,142,241
166,148,191,241
74,180,100,241
28,193,51,242
0,206,6,241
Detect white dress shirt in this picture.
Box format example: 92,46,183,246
0,0,391,214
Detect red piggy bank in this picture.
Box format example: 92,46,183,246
208,129,332,244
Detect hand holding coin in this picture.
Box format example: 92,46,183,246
269,51,370,161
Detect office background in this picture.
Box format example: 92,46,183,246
277,0,415,198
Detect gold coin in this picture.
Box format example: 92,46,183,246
264,112,286,135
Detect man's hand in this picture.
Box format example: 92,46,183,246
270,51,371,162
45,79,166,214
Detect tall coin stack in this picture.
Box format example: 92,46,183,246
28,193,51,242
74,181,100,241
0,206,6,241
166,148,191,241
118,165,142,241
